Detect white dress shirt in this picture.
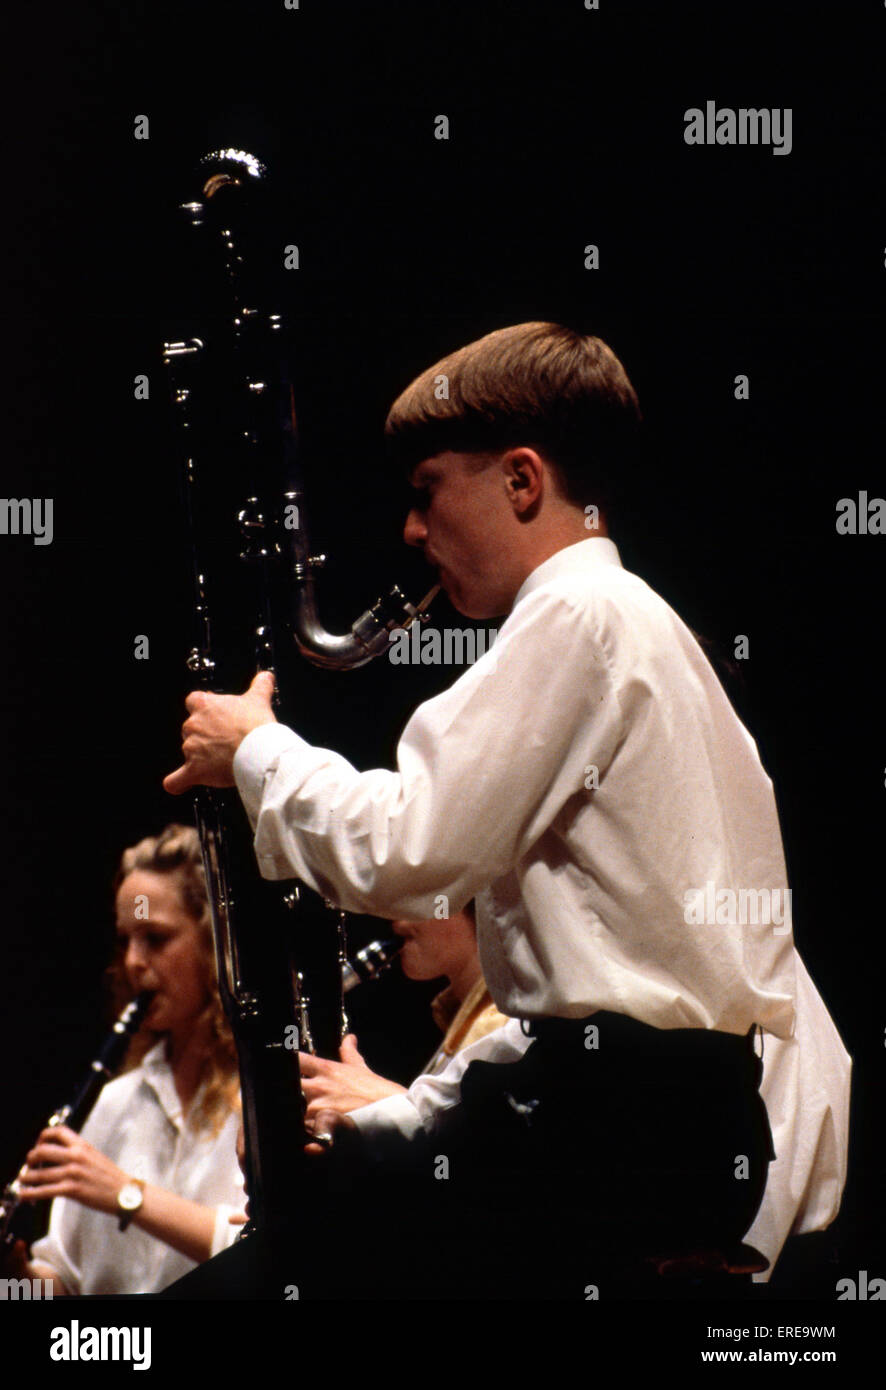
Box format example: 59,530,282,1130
235,537,797,1036
745,954,851,1278
352,1017,533,1146
234,535,849,1273
30,1043,246,1295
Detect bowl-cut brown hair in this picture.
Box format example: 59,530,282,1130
384,322,642,515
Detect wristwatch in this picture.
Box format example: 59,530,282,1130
116,1178,145,1232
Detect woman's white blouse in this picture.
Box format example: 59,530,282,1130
30,1042,246,1295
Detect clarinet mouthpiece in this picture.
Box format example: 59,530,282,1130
342,938,402,992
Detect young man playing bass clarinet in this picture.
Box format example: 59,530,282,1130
164,322,849,1299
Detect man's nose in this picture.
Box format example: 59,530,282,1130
403,506,429,549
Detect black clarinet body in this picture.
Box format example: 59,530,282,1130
1,992,153,1251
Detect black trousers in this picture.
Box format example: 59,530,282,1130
162,1012,773,1300
424,1011,773,1293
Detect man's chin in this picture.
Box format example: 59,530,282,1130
454,599,503,622
439,577,503,622
445,587,483,621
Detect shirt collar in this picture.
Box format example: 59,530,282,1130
512,536,623,609
430,984,460,1035
431,977,494,1056
141,1039,184,1128
141,1039,169,1072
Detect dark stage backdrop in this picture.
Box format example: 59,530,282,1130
0,0,882,1355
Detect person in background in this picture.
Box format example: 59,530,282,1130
300,901,513,1119
12,824,246,1295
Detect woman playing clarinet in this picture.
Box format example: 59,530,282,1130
8,824,245,1295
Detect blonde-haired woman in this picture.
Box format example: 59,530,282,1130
17,824,245,1294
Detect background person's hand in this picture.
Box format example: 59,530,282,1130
304,1108,359,1157
300,1034,407,1118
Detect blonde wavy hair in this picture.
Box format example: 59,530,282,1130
109,823,240,1137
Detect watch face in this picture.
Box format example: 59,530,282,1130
117,1182,144,1212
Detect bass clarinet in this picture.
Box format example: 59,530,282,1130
162,147,435,1248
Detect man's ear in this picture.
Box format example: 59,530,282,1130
502,448,545,514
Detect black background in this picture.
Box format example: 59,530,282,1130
0,0,883,1337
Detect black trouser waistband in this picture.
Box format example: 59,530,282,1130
529,1010,758,1064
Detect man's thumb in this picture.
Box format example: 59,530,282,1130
249,669,276,701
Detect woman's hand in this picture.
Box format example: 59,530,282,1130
0,1238,69,1295
18,1126,221,1263
17,1126,130,1216
300,1034,407,1118
1,1237,32,1279
304,1108,359,1156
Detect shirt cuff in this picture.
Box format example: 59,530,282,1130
211,1204,246,1257
29,1233,79,1296
233,722,315,827
350,1093,425,1149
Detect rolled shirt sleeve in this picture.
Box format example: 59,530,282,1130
30,1204,83,1296
350,1019,532,1155
211,1203,245,1257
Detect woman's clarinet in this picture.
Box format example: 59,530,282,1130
341,938,402,993
0,992,153,1251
